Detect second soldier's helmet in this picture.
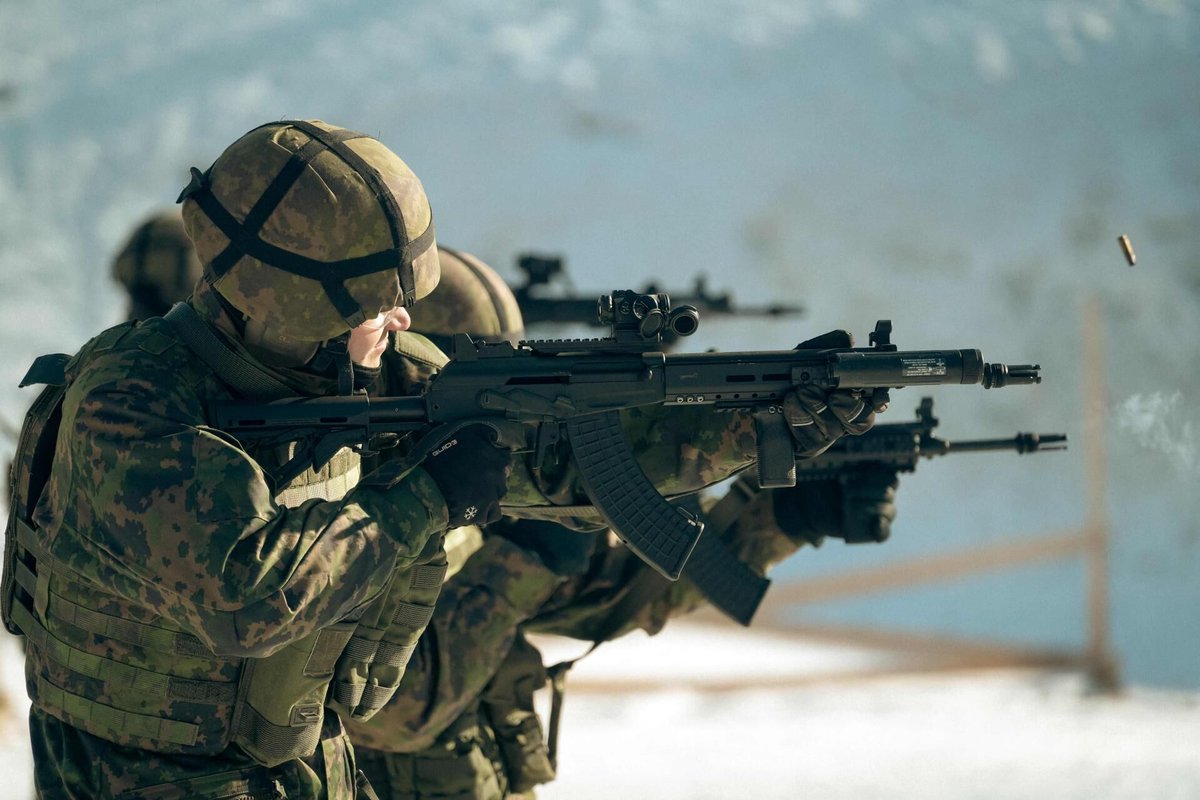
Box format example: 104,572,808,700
111,209,203,320
409,245,525,349
179,119,439,342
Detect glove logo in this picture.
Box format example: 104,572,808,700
463,505,478,521
431,438,458,458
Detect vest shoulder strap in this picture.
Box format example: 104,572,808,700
3,361,71,635
392,330,449,371
162,303,294,400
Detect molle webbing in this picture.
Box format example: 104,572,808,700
13,511,354,763
272,448,361,506
180,120,435,320
330,556,447,721
230,621,356,768
10,518,236,750
2,358,69,636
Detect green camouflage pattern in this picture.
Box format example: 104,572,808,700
35,315,446,657
478,633,555,793
111,208,203,320
346,480,810,799
498,404,759,531
408,246,525,344
354,630,552,800
181,120,440,342
342,535,565,754
30,706,361,799
354,706,509,800
22,293,760,797
328,533,449,724
20,307,451,797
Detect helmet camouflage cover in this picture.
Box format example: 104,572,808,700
409,245,525,345
179,119,439,342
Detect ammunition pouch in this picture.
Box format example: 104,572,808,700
481,633,555,793
328,534,448,722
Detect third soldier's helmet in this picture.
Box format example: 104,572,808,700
178,119,439,342
409,245,525,349
111,209,203,320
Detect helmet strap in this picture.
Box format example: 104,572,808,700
310,334,356,396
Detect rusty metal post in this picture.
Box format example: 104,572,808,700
1082,294,1120,692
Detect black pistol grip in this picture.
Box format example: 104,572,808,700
565,411,703,580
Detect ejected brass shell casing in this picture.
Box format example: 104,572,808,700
1118,234,1136,266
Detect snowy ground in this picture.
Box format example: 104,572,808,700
532,623,1200,800
541,667,1200,800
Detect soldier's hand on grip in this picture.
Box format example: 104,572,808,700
422,424,511,527
783,330,885,458
839,465,899,543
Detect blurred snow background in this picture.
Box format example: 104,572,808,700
533,624,1200,800
1,0,1197,796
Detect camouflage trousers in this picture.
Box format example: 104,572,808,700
30,707,379,800
354,722,535,800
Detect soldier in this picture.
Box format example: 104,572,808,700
110,208,204,320
6,119,495,799
347,247,899,799
3,122,880,799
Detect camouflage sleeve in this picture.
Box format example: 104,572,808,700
47,349,449,658
500,405,759,523
343,484,825,751
342,535,565,752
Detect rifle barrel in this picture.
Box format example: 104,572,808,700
945,433,1067,455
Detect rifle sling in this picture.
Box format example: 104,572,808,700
544,563,668,769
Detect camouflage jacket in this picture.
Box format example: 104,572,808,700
18,307,452,798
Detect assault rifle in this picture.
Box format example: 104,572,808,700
687,400,1066,624
802,396,1067,478
513,253,802,331
212,290,1042,581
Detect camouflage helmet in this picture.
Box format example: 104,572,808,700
409,245,525,346
110,209,203,319
178,119,439,342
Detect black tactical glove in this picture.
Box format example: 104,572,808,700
421,424,511,527
838,464,899,543
783,330,887,458
772,465,900,546
491,518,599,577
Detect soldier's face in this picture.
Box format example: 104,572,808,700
348,306,411,368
